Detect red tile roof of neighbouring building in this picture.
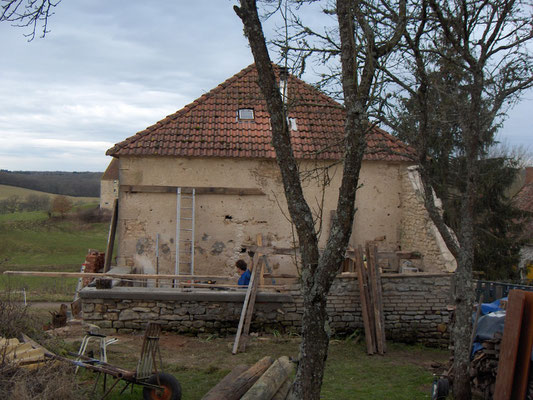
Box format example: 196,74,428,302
107,64,415,162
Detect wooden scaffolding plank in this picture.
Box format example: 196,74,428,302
494,289,526,399
103,198,119,273
239,256,264,353
368,243,386,354
511,291,533,399
355,246,375,355
122,185,265,196
232,253,262,354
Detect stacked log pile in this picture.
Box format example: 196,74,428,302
469,332,502,399
202,356,294,400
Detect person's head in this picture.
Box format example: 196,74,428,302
236,260,247,275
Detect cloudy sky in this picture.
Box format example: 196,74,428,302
1,1,531,172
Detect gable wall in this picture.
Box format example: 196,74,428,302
115,156,408,277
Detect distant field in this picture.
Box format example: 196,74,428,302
0,209,110,301
0,184,98,203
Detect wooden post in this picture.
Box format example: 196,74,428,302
232,253,261,354
367,243,386,354
103,198,118,273
239,256,264,353
494,290,526,399
355,246,375,355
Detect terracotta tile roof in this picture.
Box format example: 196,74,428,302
107,64,415,162
101,158,119,181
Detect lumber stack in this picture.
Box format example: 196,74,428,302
0,336,47,369
470,333,502,399
354,244,386,355
202,356,295,400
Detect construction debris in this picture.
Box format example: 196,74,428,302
0,335,49,370
470,333,501,398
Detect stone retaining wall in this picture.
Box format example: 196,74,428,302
80,273,452,347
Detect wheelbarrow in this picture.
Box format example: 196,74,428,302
48,323,181,400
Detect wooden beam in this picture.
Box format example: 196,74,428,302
367,243,386,354
103,198,119,273
4,271,238,280
354,247,375,355
240,256,264,352
201,364,249,400
121,185,265,196
233,253,262,354
494,289,526,399
241,356,294,400
3,271,285,288
200,357,274,400
248,246,299,256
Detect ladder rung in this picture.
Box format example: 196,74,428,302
181,217,193,220
180,229,193,232
180,196,194,199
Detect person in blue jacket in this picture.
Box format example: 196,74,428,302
236,259,251,286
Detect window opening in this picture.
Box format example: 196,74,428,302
237,108,254,121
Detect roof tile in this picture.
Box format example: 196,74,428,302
107,64,415,162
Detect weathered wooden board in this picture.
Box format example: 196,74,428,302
511,291,533,399
494,289,526,399
355,247,375,355
122,185,265,196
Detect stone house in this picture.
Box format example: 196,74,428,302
105,64,456,277
99,158,119,210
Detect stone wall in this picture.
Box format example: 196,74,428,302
399,167,456,273
80,273,452,347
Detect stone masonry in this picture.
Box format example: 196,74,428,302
80,273,452,347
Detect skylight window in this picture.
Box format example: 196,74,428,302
238,108,254,121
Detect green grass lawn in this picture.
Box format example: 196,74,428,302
0,209,109,301
76,337,446,400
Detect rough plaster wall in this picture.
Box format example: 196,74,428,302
115,156,409,275
351,162,404,250
99,179,118,210
399,167,457,272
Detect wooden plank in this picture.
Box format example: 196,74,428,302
201,364,249,400
103,198,119,273
233,253,261,355
4,271,255,281
239,256,264,353
257,234,264,287
263,274,297,279
122,185,265,196
201,357,274,400
355,247,375,355
367,243,385,354
494,289,526,400
248,246,299,256
512,291,533,400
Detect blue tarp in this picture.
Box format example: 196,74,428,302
480,297,507,315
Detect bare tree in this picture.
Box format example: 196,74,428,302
0,0,60,40
378,0,533,397
50,194,72,217
234,1,405,398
